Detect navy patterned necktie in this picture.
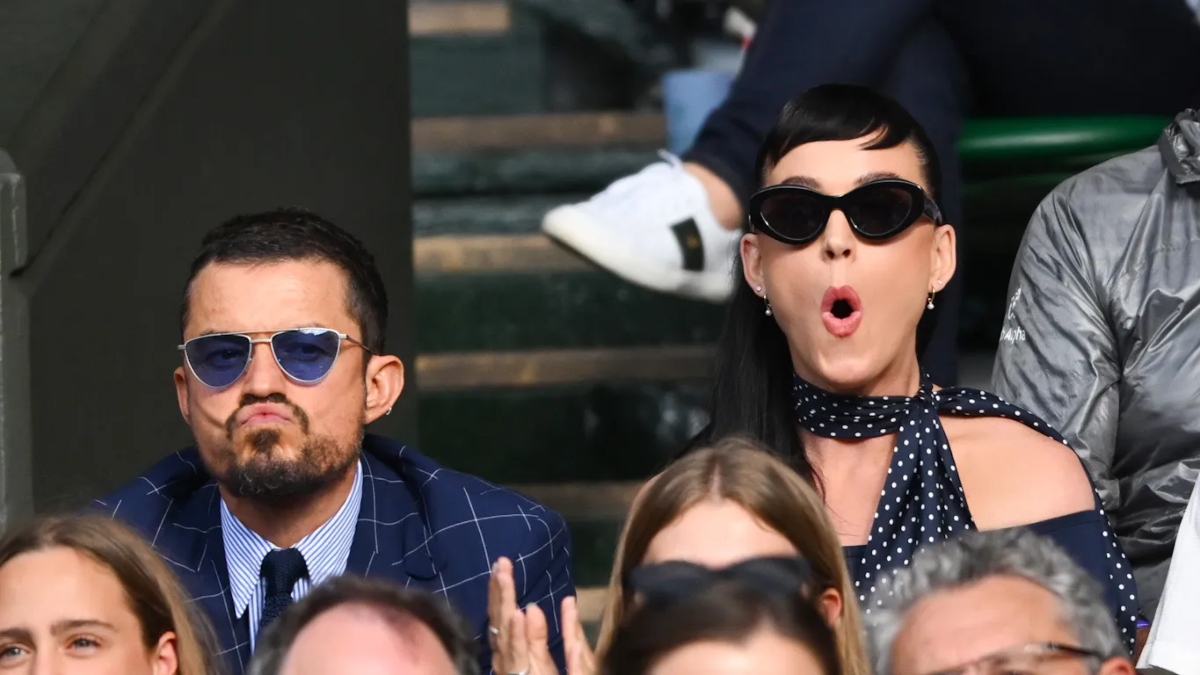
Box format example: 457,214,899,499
258,548,308,637
791,372,1139,651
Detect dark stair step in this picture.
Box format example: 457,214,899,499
415,271,724,353
415,194,588,237
414,112,664,152
417,381,708,483
417,346,714,391
568,521,624,591
412,111,661,196
515,0,674,71
414,148,658,197
409,2,548,118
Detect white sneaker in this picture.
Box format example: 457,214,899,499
542,152,741,303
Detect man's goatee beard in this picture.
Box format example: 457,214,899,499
222,428,361,503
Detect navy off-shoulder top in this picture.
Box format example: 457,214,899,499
844,508,1139,649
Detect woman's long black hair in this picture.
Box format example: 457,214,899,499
683,84,945,483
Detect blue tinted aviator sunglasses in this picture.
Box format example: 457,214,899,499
178,328,372,389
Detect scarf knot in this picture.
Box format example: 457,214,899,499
792,374,941,440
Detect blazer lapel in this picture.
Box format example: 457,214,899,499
171,482,252,674
346,447,438,583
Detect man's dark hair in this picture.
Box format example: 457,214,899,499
247,575,480,675
181,208,388,353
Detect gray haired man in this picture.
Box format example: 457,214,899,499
867,529,1136,675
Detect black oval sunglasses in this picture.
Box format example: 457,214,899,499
748,178,944,245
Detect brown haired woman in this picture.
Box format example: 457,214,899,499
486,437,870,675
0,514,218,675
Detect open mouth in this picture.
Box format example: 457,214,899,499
821,286,863,338
831,298,854,319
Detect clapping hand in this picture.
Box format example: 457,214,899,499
487,557,597,675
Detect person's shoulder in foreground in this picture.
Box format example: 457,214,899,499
93,206,572,674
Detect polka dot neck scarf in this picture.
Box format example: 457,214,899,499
792,372,1139,652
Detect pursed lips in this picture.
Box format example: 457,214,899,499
236,403,293,427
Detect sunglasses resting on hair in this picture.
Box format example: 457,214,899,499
625,556,817,604
179,327,371,389
748,178,944,245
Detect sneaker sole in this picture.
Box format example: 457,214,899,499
542,208,734,304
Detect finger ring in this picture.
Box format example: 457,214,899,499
489,625,501,636
508,671,529,675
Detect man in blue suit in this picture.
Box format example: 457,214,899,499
96,208,573,675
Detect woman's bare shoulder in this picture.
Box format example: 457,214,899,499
941,415,1095,530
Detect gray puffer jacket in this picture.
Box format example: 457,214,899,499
992,110,1200,616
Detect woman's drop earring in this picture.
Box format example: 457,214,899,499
926,291,935,310
756,286,773,316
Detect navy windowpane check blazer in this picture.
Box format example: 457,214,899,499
95,434,574,675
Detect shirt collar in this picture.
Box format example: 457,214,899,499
221,460,363,617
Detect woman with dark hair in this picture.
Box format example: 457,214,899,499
690,83,1141,650
0,515,218,675
601,560,841,675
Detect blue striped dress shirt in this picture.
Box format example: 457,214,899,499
220,461,363,650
